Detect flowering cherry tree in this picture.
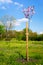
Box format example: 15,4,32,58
23,6,35,18
23,6,35,61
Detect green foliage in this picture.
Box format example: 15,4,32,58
0,40,43,65
0,25,5,40
0,25,43,41
0,25,5,34
0,15,16,41
37,34,43,41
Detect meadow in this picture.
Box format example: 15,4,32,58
0,39,43,65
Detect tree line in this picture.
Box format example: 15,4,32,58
0,25,43,41
0,15,43,41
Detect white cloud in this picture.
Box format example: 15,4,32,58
14,18,28,26
5,18,29,27
14,2,19,5
14,2,23,7
39,32,43,34
0,0,13,10
12,20,20,26
6,21,11,28
1,6,6,9
6,20,20,27
6,21,14,28
0,21,3,25
17,18,28,22
2,18,32,27
14,22,20,26
15,29,22,32
0,0,13,3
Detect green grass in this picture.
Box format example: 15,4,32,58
0,39,43,65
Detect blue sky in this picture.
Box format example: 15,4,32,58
0,0,43,34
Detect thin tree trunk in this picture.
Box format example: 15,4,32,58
26,21,29,61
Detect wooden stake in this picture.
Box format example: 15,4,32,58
26,21,29,61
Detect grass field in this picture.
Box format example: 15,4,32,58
0,39,43,65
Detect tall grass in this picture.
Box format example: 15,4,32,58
0,40,43,65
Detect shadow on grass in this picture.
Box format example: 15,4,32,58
16,51,25,60
15,51,42,64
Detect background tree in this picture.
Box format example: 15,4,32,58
0,15,16,41
0,25,5,40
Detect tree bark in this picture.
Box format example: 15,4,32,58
26,21,29,61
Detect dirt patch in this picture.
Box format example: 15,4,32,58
16,57,38,64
